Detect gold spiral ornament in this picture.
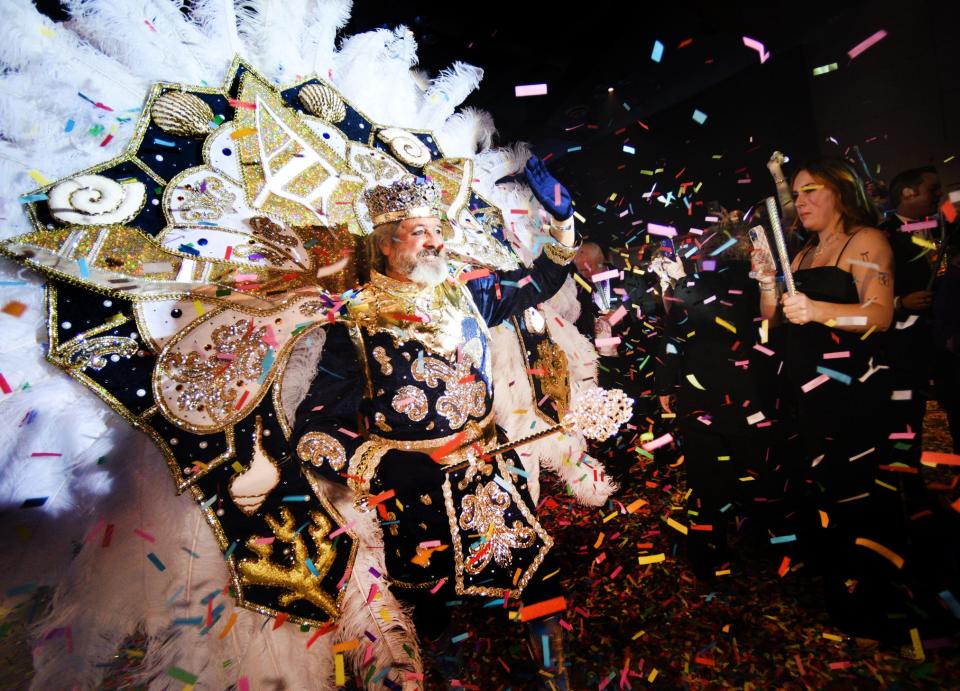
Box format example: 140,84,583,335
377,127,432,168
298,83,346,123
151,91,214,137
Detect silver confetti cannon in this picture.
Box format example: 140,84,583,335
765,196,796,296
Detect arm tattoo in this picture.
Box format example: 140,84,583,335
877,271,890,287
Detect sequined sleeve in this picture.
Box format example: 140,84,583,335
464,236,580,328
290,323,366,486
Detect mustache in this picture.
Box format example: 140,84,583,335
417,248,445,259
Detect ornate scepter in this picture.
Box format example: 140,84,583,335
765,196,796,296
443,387,634,473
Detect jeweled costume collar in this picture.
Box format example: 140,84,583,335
350,270,486,358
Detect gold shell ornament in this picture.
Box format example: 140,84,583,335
298,83,347,123
377,127,432,168
151,90,214,137
47,175,146,225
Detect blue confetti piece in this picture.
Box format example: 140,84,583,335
816,366,852,385
939,590,960,619
483,598,505,608
282,495,310,502
770,534,797,545
294,520,311,537
542,634,551,667
18,193,48,203
692,109,708,125
623,145,636,155
166,586,184,605
153,138,176,147
64,119,75,133
6,583,38,597
173,616,204,626
505,465,528,478
709,237,738,256
77,258,90,278
258,348,275,384
493,475,513,493
567,146,582,153
147,552,166,571
201,494,218,510
451,632,470,644
180,547,200,559
306,558,320,577
178,244,201,256
200,589,221,605
651,39,665,62
196,220,218,226
224,540,238,560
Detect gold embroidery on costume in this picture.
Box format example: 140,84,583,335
458,481,536,575
177,176,237,222
374,412,392,432
160,318,269,424
392,385,428,422
372,346,393,375
237,507,338,617
411,354,487,429
296,431,348,471
532,340,571,417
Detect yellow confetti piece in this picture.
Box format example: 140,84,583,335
760,319,769,344
602,511,618,523
822,632,844,642
28,169,51,186
39,26,55,38
193,299,205,316
875,478,897,491
714,317,736,333
231,461,244,473
380,607,392,622
910,628,925,661
860,324,877,341
334,653,345,685
714,569,731,576
638,553,665,565
685,373,706,390
825,318,837,327
855,537,905,569
665,517,688,535
632,630,646,640
911,235,937,251
572,272,592,293
738,476,755,482
573,210,586,223
647,668,659,682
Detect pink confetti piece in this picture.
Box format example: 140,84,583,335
847,30,887,59
253,537,275,545
238,677,250,691
514,83,548,97
647,223,677,237
594,336,621,348
607,305,628,326
0,372,12,394
517,275,533,288
337,427,359,439
801,374,830,393
822,351,850,359
328,520,356,539
591,268,620,282
742,36,770,63
900,219,938,232
641,433,674,451
430,578,447,594
133,529,156,543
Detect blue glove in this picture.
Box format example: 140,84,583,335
524,156,573,221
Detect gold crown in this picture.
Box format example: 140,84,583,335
363,178,443,226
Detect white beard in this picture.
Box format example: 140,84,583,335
393,249,449,287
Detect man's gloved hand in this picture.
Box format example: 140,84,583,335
524,155,573,221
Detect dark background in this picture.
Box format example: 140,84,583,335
37,0,960,243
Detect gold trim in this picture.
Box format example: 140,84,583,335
543,241,578,265
441,457,552,598
371,206,441,226
510,315,557,427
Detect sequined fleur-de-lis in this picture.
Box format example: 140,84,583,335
458,481,536,575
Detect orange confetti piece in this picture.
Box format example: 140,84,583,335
518,596,567,622
2,301,27,317
819,510,829,528
921,451,960,467
430,430,467,461
778,556,791,577
855,537,905,569
332,639,360,653
218,612,237,640
230,127,257,139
